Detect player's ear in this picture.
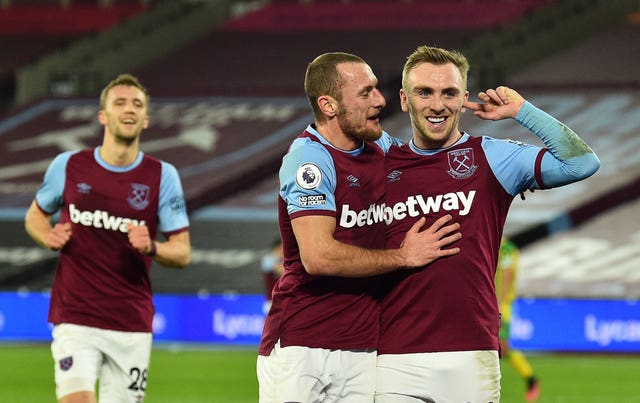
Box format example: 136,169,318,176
461,90,470,113
98,110,107,125
399,89,409,112
318,95,337,117
143,115,149,129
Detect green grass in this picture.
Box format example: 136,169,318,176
147,344,258,403
1,344,639,402
500,353,640,402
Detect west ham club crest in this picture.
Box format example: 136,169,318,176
59,356,73,371
447,148,477,179
127,183,150,210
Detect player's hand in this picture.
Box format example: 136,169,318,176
464,86,525,121
399,215,461,268
46,222,72,250
127,223,155,255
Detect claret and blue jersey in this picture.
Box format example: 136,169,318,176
378,101,599,355
259,125,394,355
259,101,599,357
35,147,188,333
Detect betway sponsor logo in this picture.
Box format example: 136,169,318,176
340,191,476,228
69,203,145,232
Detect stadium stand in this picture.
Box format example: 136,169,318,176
135,0,556,98
1,0,639,296
13,0,228,108
0,34,72,110
0,1,153,110
220,0,551,31
509,14,640,89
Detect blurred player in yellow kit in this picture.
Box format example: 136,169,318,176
496,237,540,401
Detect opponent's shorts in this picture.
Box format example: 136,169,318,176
257,340,376,403
51,323,152,403
375,350,501,403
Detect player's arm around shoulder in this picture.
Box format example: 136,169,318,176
375,130,406,152
293,215,461,277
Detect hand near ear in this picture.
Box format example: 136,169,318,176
464,86,525,121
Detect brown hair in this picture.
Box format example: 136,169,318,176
304,52,367,121
99,73,149,110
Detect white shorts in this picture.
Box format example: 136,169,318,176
51,323,152,403
375,350,501,403
257,341,376,403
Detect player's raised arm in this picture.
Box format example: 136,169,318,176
466,85,600,187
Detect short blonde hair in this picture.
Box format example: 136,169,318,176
402,46,469,91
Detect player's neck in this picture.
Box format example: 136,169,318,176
100,138,140,166
316,122,360,151
413,130,463,150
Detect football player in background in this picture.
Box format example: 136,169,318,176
25,73,191,403
497,237,540,402
260,234,284,313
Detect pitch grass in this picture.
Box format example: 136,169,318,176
1,343,639,402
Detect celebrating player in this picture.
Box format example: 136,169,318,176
376,46,599,402
257,52,461,403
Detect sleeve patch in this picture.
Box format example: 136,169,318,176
296,163,322,190
298,194,327,206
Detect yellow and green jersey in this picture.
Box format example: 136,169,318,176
496,237,520,323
